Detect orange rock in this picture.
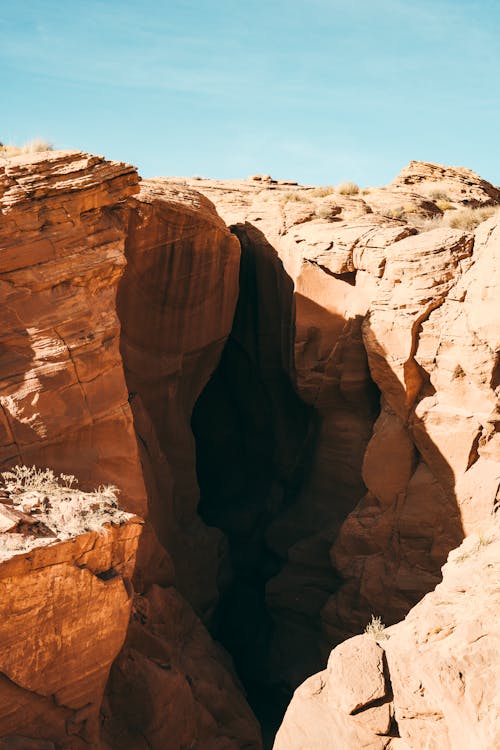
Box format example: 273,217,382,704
0,480,142,747
0,150,146,516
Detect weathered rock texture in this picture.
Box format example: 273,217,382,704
171,167,500,704
1,151,499,749
0,154,262,749
0,150,146,515
117,179,241,617
274,519,500,750
325,215,500,642
0,475,142,749
191,221,315,728
391,160,500,206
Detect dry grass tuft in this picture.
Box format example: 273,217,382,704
364,614,388,640
308,186,336,198
445,206,497,230
21,138,54,153
435,199,453,211
0,465,130,543
429,189,452,201
1,138,54,158
315,204,340,221
280,190,313,204
337,181,360,195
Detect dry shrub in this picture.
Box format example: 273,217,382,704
445,206,497,230
337,181,360,195
309,186,335,197
0,465,129,541
21,138,54,153
280,190,312,204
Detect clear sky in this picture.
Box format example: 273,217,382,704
1,0,499,186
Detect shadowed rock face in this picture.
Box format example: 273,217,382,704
192,222,316,731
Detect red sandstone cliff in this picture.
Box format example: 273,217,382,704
0,150,498,749
0,152,262,749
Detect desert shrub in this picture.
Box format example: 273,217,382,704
406,214,444,232
429,189,451,201
435,199,453,211
315,204,339,221
337,181,359,195
364,614,387,640
309,186,336,197
445,206,497,230
21,138,54,153
280,190,312,204
0,465,128,540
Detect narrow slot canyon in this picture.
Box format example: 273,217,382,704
1,152,499,750
191,222,381,744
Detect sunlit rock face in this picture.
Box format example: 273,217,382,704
0,154,262,750
0,472,142,749
274,519,500,750
0,150,146,515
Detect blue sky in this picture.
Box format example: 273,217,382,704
1,0,499,185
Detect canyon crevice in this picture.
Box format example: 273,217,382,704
0,152,499,749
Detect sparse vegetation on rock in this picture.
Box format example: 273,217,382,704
337,180,360,195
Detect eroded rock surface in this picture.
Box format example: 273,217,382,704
0,150,146,515
0,473,142,749
391,160,500,206
274,519,500,750
0,154,262,749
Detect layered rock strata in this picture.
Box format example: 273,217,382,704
0,150,146,515
325,215,500,642
0,153,262,749
171,167,500,696
0,473,142,748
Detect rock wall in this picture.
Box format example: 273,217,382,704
172,167,499,704
0,474,142,749
274,518,500,750
0,150,146,515
325,216,500,642
0,154,262,749
191,222,315,730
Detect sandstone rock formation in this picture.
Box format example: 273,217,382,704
0,150,146,515
391,160,500,206
117,178,242,616
0,469,142,748
274,518,500,750
1,150,498,749
324,215,500,643
0,153,262,749
170,167,500,716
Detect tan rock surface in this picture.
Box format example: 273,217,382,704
0,154,262,749
170,168,499,700
325,214,500,642
391,160,500,206
275,519,500,750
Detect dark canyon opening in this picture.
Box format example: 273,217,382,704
191,223,380,745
